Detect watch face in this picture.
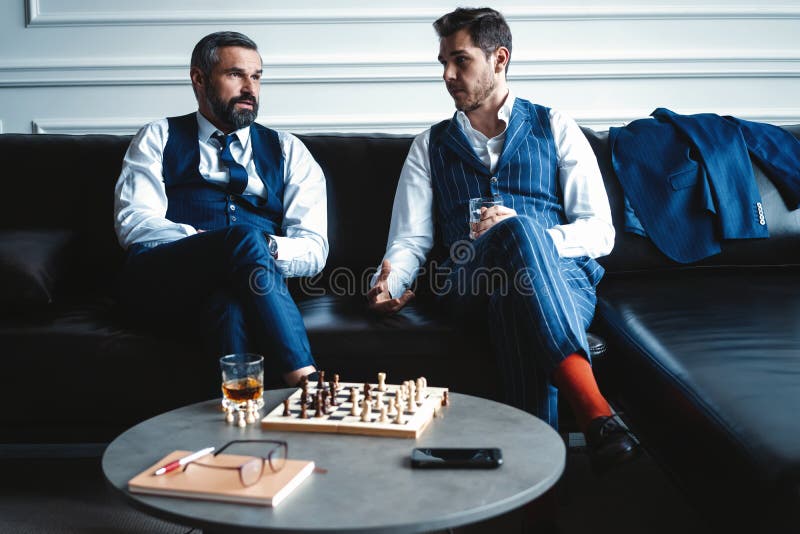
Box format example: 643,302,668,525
268,237,278,256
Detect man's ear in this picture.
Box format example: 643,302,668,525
190,67,205,92
494,47,510,74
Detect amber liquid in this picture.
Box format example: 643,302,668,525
222,377,263,402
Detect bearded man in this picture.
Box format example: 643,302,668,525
367,8,638,469
114,31,326,386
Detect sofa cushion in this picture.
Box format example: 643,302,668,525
594,267,800,511
0,230,76,310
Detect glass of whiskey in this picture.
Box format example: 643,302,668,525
220,353,264,411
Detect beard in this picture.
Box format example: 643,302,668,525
206,81,259,130
449,68,496,113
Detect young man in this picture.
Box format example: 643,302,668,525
367,8,637,468
115,31,326,386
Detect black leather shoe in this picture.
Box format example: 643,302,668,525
585,414,639,471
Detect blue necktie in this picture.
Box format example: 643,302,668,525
213,133,248,194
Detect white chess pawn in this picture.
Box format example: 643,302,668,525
360,399,372,422
415,378,424,405
350,387,359,416
374,391,384,410
237,410,247,427
406,389,416,413
394,399,405,424
225,405,235,424
379,406,388,423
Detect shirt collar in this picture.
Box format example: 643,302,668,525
196,111,251,145
455,91,516,136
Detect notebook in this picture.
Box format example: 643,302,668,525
128,450,315,507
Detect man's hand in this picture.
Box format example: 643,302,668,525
470,205,518,240
367,259,414,314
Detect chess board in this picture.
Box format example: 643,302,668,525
261,381,448,438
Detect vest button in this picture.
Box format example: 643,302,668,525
231,216,237,222
230,205,236,211
490,176,498,184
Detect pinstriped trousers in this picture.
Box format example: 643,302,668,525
119,224,315,377
437,216,597,428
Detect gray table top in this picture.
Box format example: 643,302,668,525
103,389,565,534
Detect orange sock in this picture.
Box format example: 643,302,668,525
553,353,612,432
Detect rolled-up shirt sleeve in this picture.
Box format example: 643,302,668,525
271,132,328,278
546,109,615,258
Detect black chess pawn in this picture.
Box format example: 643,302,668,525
317,370,326,390
282,398,291,417
314,391,324,417
329,381,338,406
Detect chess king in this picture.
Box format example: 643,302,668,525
366,7,638,469
114,31,326,387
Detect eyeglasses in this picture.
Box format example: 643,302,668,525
182,439,288,487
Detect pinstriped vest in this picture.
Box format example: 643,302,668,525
162,113,285,234
429,98,603,285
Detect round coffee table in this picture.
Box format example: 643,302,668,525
103,389,565,533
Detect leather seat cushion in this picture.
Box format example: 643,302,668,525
595,267,800,496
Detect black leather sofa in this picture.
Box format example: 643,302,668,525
1,124,799,530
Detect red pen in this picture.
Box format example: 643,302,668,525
154,447,215,476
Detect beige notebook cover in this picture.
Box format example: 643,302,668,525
128,450,315,507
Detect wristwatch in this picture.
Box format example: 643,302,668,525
264,232,278,259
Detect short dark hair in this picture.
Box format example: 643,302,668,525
433,7,512,71
190,31,260,78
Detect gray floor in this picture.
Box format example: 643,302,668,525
0,438,710,534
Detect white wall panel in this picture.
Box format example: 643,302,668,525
0,1,798,134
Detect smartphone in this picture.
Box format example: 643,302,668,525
410,447,503,469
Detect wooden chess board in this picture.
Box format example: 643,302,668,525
261,381,448,438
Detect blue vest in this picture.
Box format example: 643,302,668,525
163,113,285,234
429,98,602,285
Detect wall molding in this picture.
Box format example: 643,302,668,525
3,54,799,87
31,108,800,136
26,1,800,27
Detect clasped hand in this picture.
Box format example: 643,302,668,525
470,205,518,240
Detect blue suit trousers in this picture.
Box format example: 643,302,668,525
436,216,597,428
119,224,315,379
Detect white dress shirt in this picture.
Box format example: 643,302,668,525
114,112,328,278
376,94,615,298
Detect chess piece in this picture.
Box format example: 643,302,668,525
225,405,235,424
442,391,449,406
374,391,384,409
406,389,416,413
387,394,396,415
363,383,372,401
394,399,405,424
380,406,388,423
315,391,324,417
317,370,326,390
329,381,338,406
282,398,291,416
237,410,247,427
377,372,386,392
300,402,309,419
415,379,424,405
360,399,372,422
333,373,340,388
350,387,359,416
